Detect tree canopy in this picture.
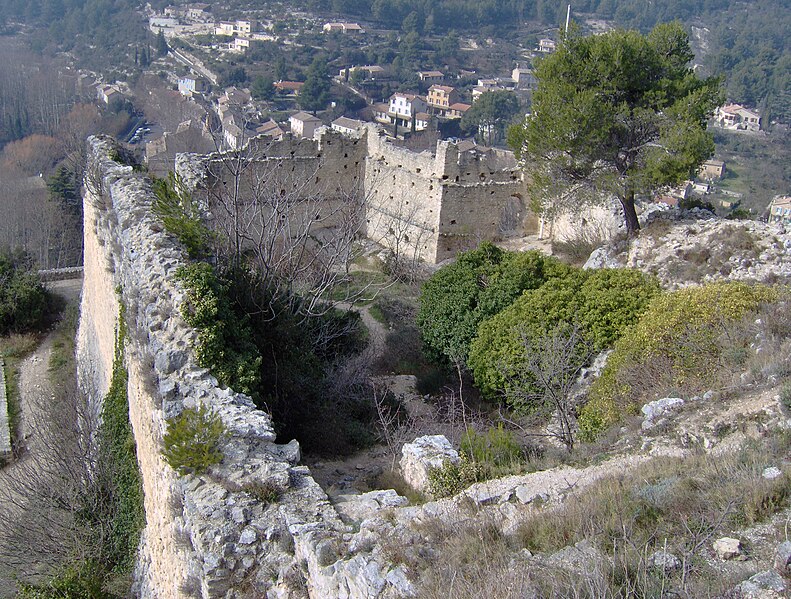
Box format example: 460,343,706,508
416,243,572,365
299,58,332,113
508,22,721,235
0,249,50,335
468,268,661,404
461,90,521,146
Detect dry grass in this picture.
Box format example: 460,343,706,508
400,430,790,598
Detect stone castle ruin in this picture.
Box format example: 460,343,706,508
175,123,536,264
75,125,540,597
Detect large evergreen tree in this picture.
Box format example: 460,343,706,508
508,22,721,235
299,58,331,113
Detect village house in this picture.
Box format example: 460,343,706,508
472,78,516,102
215,19,256,36
388,93,428,124
538,38,556,53
256,119,284,140
289,112,322,139
274,81,303,97
322,22,364,34
698,159,726,180
230,37,250,52
218,87,251,113
655,181,693,206
164,3,211,20
177,77,208,96
512,65,537,90
338,65,386,81
413,112,431,131
768,195,791,225
448,102,471,119
221,111,253,150
372,103,390,124
715,103,761,132
427,85,460,115
331,116,364,137
97,84,123,105
417,70,444,83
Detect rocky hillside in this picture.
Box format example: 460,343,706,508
585,208,791,289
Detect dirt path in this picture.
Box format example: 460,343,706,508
0,334,58,596
337,301,389,360
0,277,81,597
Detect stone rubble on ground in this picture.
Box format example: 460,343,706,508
714,537,743,560
775,540,791,576
762,466,783,480
647,550,681,573
399,435,459,494
641,397,685,430
334,490,410,524
738,570,787,598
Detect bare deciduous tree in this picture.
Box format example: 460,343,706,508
197,133,376,320
504,324,594,451
0,362,109,588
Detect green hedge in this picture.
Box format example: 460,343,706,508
417,243,573,365
468,268,660,405
0,250,49,335
578,281,780,440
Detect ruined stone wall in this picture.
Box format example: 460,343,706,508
177,124,535,265
363,127,444,262
0,359,10,460
77,136,412,599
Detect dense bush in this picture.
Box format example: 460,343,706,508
177,263,372,456
417,244,572,365
163,405,227,475
427,455,482,499
579,281,780,440
176,263,262,399
460,424,523,477
468,268,660,403
152,172,213,259
16,561,118,599
0,250,50,335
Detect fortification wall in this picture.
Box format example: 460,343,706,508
177,124,534,265
77,136,411,599
363,126,443,262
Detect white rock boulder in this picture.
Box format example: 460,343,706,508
400,435,459,494
713,537,742,560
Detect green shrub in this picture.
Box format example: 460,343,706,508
468,268,660,403
243,481,281,505
460,424,523,471
579,281,781,440
780,383,791,412
97,312,145,573
427,455,482,498
16,561,118,598
0,250,50,335
176,263,262,399
163,404,227,475
177,262,373,457
152,172,213,258
417,244,571,365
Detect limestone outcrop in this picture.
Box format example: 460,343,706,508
584,209,791,287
